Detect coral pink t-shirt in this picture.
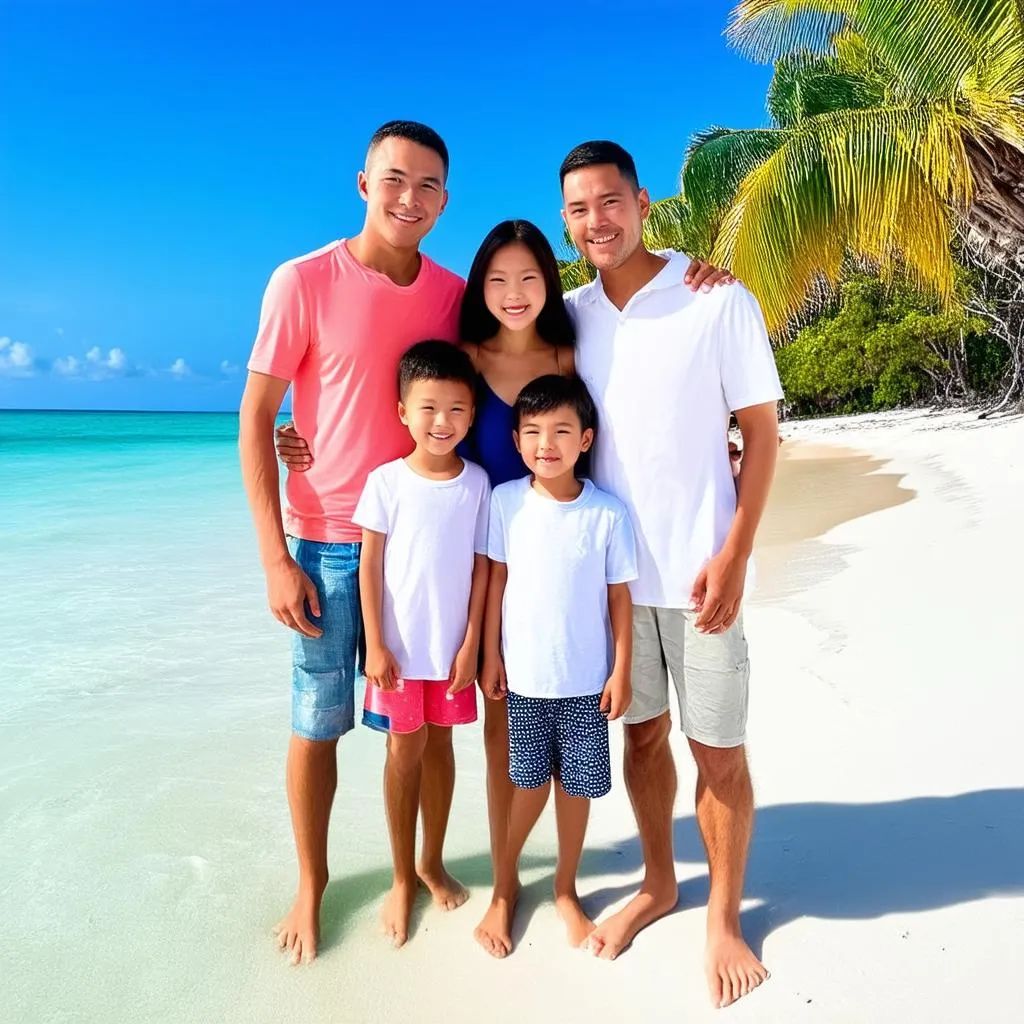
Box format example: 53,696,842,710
247,239,465,543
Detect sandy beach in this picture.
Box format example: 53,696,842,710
320,408,1022,1024
3,407,1023,1024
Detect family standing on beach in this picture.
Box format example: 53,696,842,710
238,120,783,1010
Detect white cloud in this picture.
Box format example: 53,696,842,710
0,338,36,376
53,356,81,376
63,346,132,378
220,359,240,375
169,358,191,377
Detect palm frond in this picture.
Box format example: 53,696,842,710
643,195,705,255
853,0,1022,100
726,0,858,63
682,128,787,253
712,104,972,329
767,48,885,127
558,257,596,292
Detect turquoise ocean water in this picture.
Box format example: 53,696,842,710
0,411,491,1023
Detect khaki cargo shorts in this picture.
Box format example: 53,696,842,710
624,606,750,748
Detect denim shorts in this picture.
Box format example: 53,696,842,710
287,537,364,742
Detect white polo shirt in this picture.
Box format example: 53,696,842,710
567,252,784,608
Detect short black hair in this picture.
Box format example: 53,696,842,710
368,120,450,179
559,140,640,192
460,220,576,348
398,340,476,401
513,374,597,434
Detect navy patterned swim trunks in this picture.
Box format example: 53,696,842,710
506,690,611,799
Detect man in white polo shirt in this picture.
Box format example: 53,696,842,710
560,141,783,1009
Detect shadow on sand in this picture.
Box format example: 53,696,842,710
580,788,1024,957
316,789,1023,956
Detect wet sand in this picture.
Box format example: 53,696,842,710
753,440,916,601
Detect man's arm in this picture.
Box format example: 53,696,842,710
692,401,779,634
726,402,780,559
239,371,321,637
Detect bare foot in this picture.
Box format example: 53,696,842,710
588,885,678,960
706,928,769,1008
273,887,323,965
381,879,418,948
473,885,519,959
554,891,595,948
417,862,469,911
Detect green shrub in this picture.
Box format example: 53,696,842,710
776,275,1000,415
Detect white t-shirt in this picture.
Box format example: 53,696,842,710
567,253,784,608
488,477,638,699
353,457,490,681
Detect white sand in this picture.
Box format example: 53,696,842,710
6,408,1023,1023
341,408,1023,1024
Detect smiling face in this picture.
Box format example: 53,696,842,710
399,377,474,457
514,404,593,481
561,163,650,273
358,136,448,249
482,242,548,334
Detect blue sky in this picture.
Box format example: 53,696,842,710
0,0,773,412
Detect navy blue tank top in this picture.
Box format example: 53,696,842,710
460,377,529,486
460,370,590,485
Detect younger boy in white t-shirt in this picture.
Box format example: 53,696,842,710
353,340,490,948
473,374,638,960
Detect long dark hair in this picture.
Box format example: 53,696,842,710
459,220,576,347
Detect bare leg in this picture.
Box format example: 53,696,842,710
274,734,337,964
417,724,468,910
589,713,679,960
690,740,767,1008
482,695,513,879
381,727,428,947
553,782,595,947
474,782,549,959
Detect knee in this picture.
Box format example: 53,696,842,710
483,701,508,751
625,714,672,767
424,724,454,761
387,728,428,770
425,723,453,749
692,742,748,793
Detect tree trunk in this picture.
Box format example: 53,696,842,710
964,134,1024,257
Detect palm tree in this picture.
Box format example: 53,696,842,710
681,0,1024,331
557,195,706,291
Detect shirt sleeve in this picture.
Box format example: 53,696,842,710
246,262,311,382
606,506,639,585
352,468,389,535
718,286,785,412
473,474,491,556
487,488,507,563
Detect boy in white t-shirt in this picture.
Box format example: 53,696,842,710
353,340,490,948
473,374,638,960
